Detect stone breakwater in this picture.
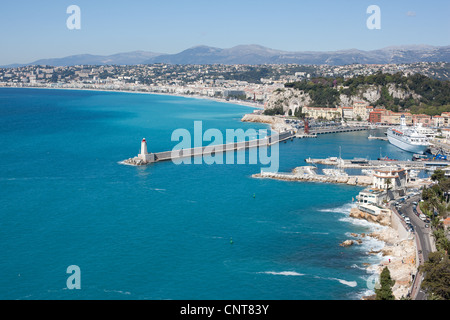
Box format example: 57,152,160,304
252,166,373,187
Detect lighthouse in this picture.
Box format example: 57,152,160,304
140,138,148,156
138,138,155,163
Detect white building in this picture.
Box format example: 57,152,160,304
358,203,391,217
373,167,407,191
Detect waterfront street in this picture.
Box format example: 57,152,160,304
390,194,434,300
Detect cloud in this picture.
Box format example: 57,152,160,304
406,11,416,17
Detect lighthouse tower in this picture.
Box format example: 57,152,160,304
138,138,155,163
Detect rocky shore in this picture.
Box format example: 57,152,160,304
347,207,417,300
122,157,148,166
241,113,293,133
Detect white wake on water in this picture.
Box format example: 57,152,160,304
260,271,305,276
330,278,358,288
318,202,356,214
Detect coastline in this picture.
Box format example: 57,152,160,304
255,169,419,299
0,84,265,111
347,206,418,300
0,85,418,300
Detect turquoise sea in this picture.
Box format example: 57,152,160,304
0,88,417,300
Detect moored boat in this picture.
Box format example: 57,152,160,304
386,115,429,154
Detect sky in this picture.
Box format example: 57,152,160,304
0,0,449,65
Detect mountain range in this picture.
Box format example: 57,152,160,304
3,44,450,67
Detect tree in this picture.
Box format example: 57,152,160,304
420,252,450,300
431,169,446,183
375,267,395,300
294,107,306,119
385,178,392,191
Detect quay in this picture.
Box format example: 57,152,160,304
123,131,294,165
309,126,368,135
305,157,450,169
368,135,388,141
294,126,368,139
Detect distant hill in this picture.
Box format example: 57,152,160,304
144,44,450,65
3,44,450,67
2,51,162,68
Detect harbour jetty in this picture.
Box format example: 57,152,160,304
123,131,294,166
252,166,373,186
368,135,388,141
310,126,368,135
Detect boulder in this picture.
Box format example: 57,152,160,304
340,240,354,247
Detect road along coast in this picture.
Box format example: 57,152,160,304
253,166,419,300
349,206,418,300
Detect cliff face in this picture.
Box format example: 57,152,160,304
264,85,422,114
265,88,312,114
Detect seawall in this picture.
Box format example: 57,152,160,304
252,168,373,187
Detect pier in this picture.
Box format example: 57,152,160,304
368,135,388,141
309,126,369,135
122,126,370,166
124,131,295,165
253,166,373,186
305,157,450,169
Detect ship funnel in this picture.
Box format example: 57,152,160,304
400,114,406,127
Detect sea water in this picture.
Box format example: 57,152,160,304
0,88,415,300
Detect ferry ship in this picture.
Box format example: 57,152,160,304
387,115,429,154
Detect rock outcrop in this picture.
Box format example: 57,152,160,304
264,88,312,115
349,207,391,226
263,84,423,113
340,240,354,247
241,113,292,132
122,157,148,166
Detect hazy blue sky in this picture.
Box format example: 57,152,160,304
0,0,449,65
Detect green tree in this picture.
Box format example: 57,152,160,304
431,169,446,183
375,267,396,300
420,252,450,300
385,178,392,191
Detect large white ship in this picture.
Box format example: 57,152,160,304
387,115,429,154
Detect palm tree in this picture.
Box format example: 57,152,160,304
385,178,392,191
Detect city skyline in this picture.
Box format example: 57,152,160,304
1,0,449,65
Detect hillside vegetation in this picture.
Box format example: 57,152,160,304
283,72,450,116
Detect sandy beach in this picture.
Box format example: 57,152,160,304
3,84,265,111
